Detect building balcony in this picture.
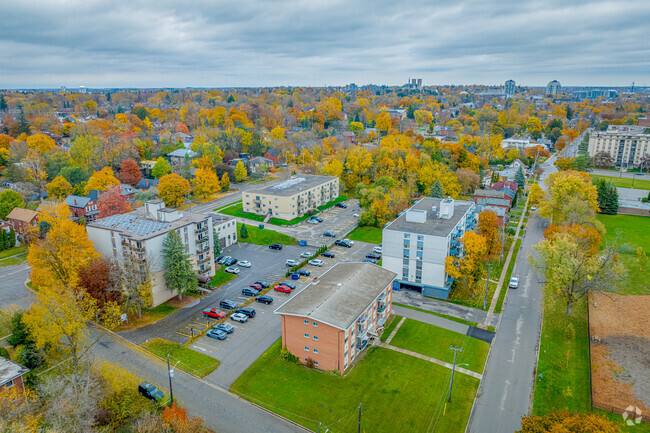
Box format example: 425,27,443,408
198,255,211,264
197,242,210,253
377,303,387,314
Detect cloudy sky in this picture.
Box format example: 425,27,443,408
1,0,649,89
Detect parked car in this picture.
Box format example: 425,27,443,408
138,381,164,402
323,231,336,237
298,269,311,277
231,313,249,323
215,255,225,263
321,251,336,258
366,253,381,260
253,280,270,288
224,266,240,274
314,216,324,222
308,259,324,267
203,308,226,319
249,283,264,290
236,307,256,318
242,287,260,296
335,202,348,208
219,299,238,310
238,260,251,268
362,259,377,264
300,251,313,258
223,257,238,266
214,323,234,333
286,259,300,267
306,218,320,224
269,243,283,250
280,280,297,290
353,213,359,217
343,239,354,245
218,255,232,264
373,246,382,254
256,295,273,304
509,276,520,289
274,285,292,293
335,240,352,248
206,329,227,340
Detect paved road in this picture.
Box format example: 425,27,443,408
89,327,307,433
0,263,33,311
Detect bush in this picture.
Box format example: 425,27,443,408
280,347,299,363
0,346,9,358
20,344,45,369
7,311,31,347
565,323,575,340
305,357,315,368
98,388,154,430
617,243,635,254
359,211,378,227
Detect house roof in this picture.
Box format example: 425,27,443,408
474,189,507,199
6,208,38,223
136,178,159,189
66,195,92,208
490,181,518,192
0,357,29,387
265,148,281,156
247,175,337,197
275,262,396,330
167,148,198,158
249,156,272,165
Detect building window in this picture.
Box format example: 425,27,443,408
304,319,309,324
404,239,410,248
313,349,318,354
304,346,309,351
403,249,410,258
404,233,410,238
417,241,423,250
313,322,318,327
313,336,318,341
304,333,309,338
315,361,319,366
417,235,424,241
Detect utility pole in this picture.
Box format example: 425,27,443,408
448,345,463,402
358,403,362,433
483,263,492,309
167,354,174,405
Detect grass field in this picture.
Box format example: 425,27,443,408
495,239,522,314
216,198,347,226
596,409,650,432
393,303,478,328
231,339,479,433
389,319,490,374
211,266,238,287
237,223,297,246
591,174,650,190
380,314,400,342
345,226,382,244
142,338,219,378
597,214,650,295
0,246,27,260
0,253,27,267
216,201,266,221
117,302,179,331
0,309,12,337
447,280,497,310
533,297,591,415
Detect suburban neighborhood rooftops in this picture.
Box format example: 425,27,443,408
474,189,508,199
136,178,159,189
0,357,29,387
6,208,39,222
275,262,396,330
247,175,337,196
384,197,473,237
167,148,198,158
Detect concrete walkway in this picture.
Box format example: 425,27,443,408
385,316,405,344
379,342,483,379
392,305,470,335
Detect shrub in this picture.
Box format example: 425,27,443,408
0,346,9,358
565,323,575,340
617,243,635,254
305,357,315,368
280,347,298,363
98,388,153,430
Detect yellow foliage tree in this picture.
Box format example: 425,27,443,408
192,167,219,198
46,175,72,200
0,386,42,433
234,161,248,182
270,126,285,140
539,170,599,222
322,158,344,178
158,173,191,208
84,167,120,195
220,172,230,191
345,146,373,181
26,133,56,154
375,112,392,133
414,110,433,127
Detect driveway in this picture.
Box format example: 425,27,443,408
0,263,33,311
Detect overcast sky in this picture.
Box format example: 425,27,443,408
1,0,649,89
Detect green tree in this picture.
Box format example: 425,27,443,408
212,228,222,258
17,110,30,135
60,166,89,186
151,157,172,179
161,230,197,301
596,179,618,215
0,230,7,250
429,180,444,198
0,95,7,111
239,223,249,239
514,166,525,190
0,190,25,220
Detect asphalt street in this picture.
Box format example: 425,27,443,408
0,262,33,311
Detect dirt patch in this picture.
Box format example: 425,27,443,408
166,294,201,308
589,291,650,339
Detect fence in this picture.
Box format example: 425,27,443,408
593,401,650,424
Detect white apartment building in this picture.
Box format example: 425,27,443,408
87,200,216,307
210,213,237,248
505,79,516,96
382,197,476,299
242,175,339,220
547,80,561,95
588,125,650,168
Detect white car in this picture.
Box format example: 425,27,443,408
308,259,324,267
224,266,240,274
230,313,248,323
238,260,251,268
306,219,319,225
286,259,300,267
373,246,382,254
300,251,313,258
509,276,519,289
343,239,355,245
353,213,359,217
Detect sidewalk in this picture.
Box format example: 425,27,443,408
379,342,483,379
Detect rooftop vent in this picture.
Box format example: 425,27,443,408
405,209,427,223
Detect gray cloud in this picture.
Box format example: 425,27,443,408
0,0,649,88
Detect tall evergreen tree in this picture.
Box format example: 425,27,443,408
212,228,222,258
17,110,30,135
596,180,619,215
162,230,197,300
0,95,7,111
0,230,7,251
9,227,15,248
515,166,526,190
429,180,444,198
239,223,249,239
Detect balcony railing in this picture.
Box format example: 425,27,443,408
198,255,211,264
377,303,387,314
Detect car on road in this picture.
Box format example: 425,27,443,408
214,323,234,333
238,260,251,268
509,276,520,289
256,295,273,304
219,299,238,310
236,307,256,318
366,253,381,260
206,329,227,340
242,287,260,296
269,243,283,250
353,213,359,217
335,240,352,248
308,259,323,267
218,255,232,264
530,206,537,211
253,280,270,288
335,202,348,208
286,259,300,267
274,285,292,293
280,280,297,290
231,313,249,323
312,216,324,222
321,251,335,258
138,381,164,402
323,231,336,237
298,269,311,277
223,257,238,266
300,251,313,258
203,308,226,319
224,266,240,274
373,246,382,254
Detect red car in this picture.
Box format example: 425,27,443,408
203,308,226,319
274,285,292,293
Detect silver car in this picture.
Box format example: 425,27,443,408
509,276,519,289
308,259,324,267
231,312,249,323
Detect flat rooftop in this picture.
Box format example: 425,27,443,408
88,208,208,240
247,175,336,197
0,357,29,386
384,197,473,237
275,262,396,330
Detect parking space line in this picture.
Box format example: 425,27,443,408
193,341,223,351
176,331,191,337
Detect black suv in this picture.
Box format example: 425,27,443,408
236,307,256,318
219,299,238,310
366,253,381,260
321,251,335,258
269,243,283,250
335,202,348,208
254,280,270,288
242,287,260,297
256,295,273,304
138,381,164,402
298,269,311,277
280,280,296,290
335,239,352,248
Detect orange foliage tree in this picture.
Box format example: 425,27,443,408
118,158,142,187
98,185,131,218
478,210,501,260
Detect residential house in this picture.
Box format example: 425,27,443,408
0,357,30,392
6,208,39,239
88,185,138,203
473,189,513,225
65,195,99,222
167,148,198,168
248,156,274,172
136,178,159,191
264,148,281,164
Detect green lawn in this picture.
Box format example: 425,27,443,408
231,339,479,433
117,301,180,331
393,303,478,328
533,297,591,415
597,214,650,295
142,338,219,378
217,198,348,227
237,223,297,246
595,409,650,432
447,280,497,310
316,196,348,211
495,239,522,314
215,201,266,222
380,314,400,342
346,226,382,244
590,174,650,190
0,246,27,260
0,253,27,267
389,319,490,374
211,267,238,287
0,309,12,337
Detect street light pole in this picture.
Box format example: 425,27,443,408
448,345,464,402
483,263,492,310
167,354,173,405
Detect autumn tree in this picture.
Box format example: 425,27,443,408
84,167,120,195
96,185,131,218
220,172,230,191
478,210,501,260
162,230,197,300
0,386,42,433
445,230,487,297
192,167,219,198
46,175,73,200
70,134,102,170
26,133,56,154
0,189,25,219
151,157,172,179
121,255,153,319
375,112,392,133
518,409,620,433
78,257,123,309
234,160,247,182
118,158,142,187
455,168,480,194
322,158,344,178
346,146,373,182
158,173,191,208
539,170,599,223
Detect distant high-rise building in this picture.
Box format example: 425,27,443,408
505,80,515,96
417,78,422,88
79,85,87,94
546,80,561,95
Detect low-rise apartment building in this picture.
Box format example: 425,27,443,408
210,213,237,248
275,262,396,374
588,125,650,168
242,175,339,220
382,197,476,299
87,200,216,307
